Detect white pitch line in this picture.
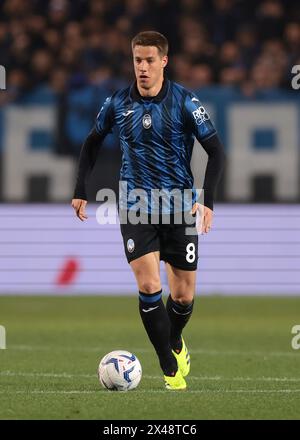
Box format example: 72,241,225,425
0,371,94,378
1,371,300,383
0,389,300,395
8,345,300,358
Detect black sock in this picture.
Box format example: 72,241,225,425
139,290,177,376
166,294,194,353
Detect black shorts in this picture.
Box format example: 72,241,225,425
120,213,198,271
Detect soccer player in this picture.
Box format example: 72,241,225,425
72,31,225,390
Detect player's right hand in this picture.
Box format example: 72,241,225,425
71,199,88,221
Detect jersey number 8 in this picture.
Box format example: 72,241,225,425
186,243,196,263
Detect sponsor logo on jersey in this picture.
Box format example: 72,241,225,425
142,114,152,129
127,238,135,253
123,110,135,117
192,106,210,125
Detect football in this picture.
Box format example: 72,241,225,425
98,350,142,391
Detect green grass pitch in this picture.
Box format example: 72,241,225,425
0,295,300,420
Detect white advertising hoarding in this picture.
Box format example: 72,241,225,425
0,204,299,295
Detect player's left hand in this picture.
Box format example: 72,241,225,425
191,202,213,234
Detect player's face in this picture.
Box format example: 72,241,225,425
133,45,168,90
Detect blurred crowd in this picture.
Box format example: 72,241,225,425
0,0,300,104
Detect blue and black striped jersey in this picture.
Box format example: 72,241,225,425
94,78,217,213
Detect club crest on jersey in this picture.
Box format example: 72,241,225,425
127,238,135,253
192,106,210,125
142,114,152,129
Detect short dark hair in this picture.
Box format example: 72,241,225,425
131,31,168,56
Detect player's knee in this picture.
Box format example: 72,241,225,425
171,283,195,305
139,280,161,294
173,294,194,306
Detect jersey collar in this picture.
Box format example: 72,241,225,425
130,77,169,103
